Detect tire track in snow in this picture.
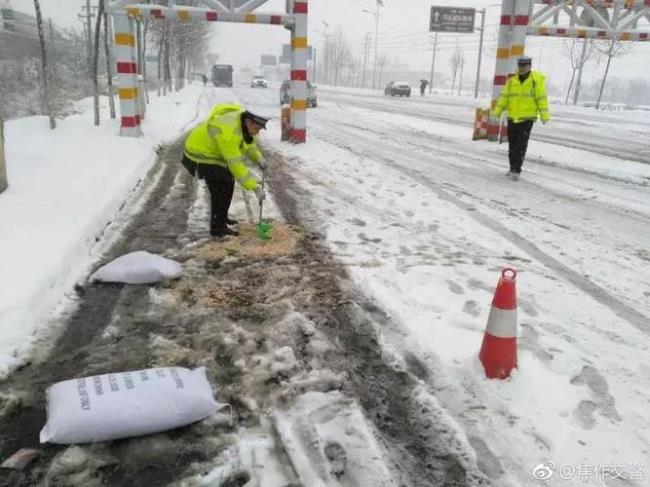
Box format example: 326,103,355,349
319,92,650,165
311,118,650,335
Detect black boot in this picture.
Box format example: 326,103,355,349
211,226,239,238
226,216,238,225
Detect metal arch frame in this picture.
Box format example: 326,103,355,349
108,0,274,13
484,0,649,142
529,0,650,36
108,0,310,143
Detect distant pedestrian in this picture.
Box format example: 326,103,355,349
181,104,268,238
492,56,550,181
419,79,429,96
201,74,208,86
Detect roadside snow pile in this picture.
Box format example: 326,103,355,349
90,251,182,284
40,367,223,444
0,84,213,377
183,391,396,487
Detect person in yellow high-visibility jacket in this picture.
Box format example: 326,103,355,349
182,104,269,237
492,56,550,181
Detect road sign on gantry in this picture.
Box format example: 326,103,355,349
430,6,475,33
261,55,277,66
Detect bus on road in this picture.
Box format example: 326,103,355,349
211,64,233,87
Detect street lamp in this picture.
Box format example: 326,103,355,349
361,6,381,90
314,21,331,84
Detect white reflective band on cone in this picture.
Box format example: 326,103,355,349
485,306,518,338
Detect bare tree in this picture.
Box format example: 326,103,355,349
92,0,104,126
572,39,593,106
377,54,388,88
625,79,650,108
103,11,116,118
141,18,150,103
449,45,464,96
0,83,7,193
563,39,594,105
457,52,466,96
146,1,213,95
593,39,633,109
33,0,55,129
328,29,352,86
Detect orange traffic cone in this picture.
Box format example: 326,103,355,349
479,268,518,379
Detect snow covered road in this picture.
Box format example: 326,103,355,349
1,83,648,486
236,85,650,486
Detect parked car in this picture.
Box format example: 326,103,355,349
280,79,317,108
385,81,411,97
251,75,269,88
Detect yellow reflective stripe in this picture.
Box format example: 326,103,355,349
118,87,138,99
497,48,510,59
126,7,140,17
115,33,135,46
184,147,224,164
511,45,524,56
177,10,191,21
245,14,256,23
292,37,308,49
291,100,307,110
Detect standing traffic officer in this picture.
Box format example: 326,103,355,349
492,56,550,181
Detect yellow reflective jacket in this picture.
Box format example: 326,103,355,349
184,104,263,191
493,71,550,123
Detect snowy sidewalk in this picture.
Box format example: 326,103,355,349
0,85,212,377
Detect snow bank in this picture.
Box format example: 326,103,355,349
0,85,213,377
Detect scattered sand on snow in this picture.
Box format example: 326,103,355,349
195,223,300,260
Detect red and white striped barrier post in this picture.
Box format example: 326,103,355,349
290,0,308,144
473,108,490,140
113,12,142,137
479,268,518,379
511,1,532,71
531,26,649,41
488,0,515,142
123,5,293,25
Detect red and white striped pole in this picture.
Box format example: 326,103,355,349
487,0,514,142
113,12,142,137
511,0,532,71
290,0,308,144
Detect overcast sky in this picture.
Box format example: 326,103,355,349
8,0,650,87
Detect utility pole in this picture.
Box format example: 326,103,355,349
429,32,438,94
85,0,92,76
312,47,317,83
459,55,465,96
48,18,57,79
34,0,56,129
573,38,589,105
79,1,98,79
372,2,379,89
474,7,486,98
362,2,382,90
361,32,370,88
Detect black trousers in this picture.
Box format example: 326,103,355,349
507,119,534,174
183,156,235,234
